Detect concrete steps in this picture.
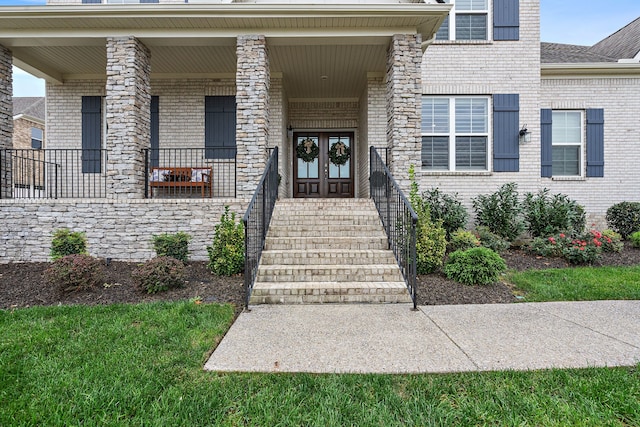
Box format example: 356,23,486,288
249,198,411,305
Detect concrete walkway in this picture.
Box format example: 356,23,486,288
204,301,640,374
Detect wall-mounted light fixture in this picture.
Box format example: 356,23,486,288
519,125,532,144
287,125,293,139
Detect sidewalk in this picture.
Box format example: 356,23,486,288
204,301,640,374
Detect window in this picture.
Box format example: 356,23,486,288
31,127,43,150
436,0,488,41
422,96,489,171
205,96,236,160
81,96,103,174
551,111,583,176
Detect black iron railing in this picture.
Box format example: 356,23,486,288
144,147,237,198
0,149,107,199
370,146,418,309
243,147,279,309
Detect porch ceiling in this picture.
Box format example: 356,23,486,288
0,3,449,98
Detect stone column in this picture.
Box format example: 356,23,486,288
385,34,422,191
236,35,270,198
0,45,13,199
105,36,151,199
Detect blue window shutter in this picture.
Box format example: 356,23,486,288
81,96,102,174
493,94,519,172
150,96,159,168
82,0,101,3
540,109,553,177
140,0,159,3
494,0,520,41
205,96,236,160
586,108,604,177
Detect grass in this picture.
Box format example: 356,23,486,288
508,265,640,302
2,301,640,426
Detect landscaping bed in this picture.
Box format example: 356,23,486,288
1,243,639,310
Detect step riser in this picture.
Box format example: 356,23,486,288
256,273,404,283
270,219,382,227
260,255,397,266
267,230,385,238
265,242,388,250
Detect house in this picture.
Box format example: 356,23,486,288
11,97,46,197
0,0,638,263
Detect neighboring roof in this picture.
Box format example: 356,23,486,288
541,42,617,64
590,16,640,60
542,17,640,64
13,97,45,122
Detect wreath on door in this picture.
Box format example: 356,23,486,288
329,141,351,166
296,138,319,163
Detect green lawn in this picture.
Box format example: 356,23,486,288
1,302,639,426
508,265,640,302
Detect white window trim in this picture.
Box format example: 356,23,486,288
437,0,492,42
551,110,585,178
422,95,492,172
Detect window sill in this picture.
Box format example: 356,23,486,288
432,40,494,46
421,171,492,176
551,176,586,181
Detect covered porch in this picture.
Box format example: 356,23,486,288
0,2,450,200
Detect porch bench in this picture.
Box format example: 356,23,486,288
149,167,212,198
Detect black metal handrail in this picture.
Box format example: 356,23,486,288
370,146,418,309
243,147,279,309
0,148,107,199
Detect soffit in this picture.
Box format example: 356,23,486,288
0,4,449,97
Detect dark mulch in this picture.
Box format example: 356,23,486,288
417,242,640,306
1,244,639,310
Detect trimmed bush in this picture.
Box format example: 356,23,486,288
449,229,481,252
472,183,525,242
474,226,510,253
630,231,640,248
523,189,585,238
422,188,468,239
207,206,244,276
409,165,447,274
45,254,104,293
132,257,185,294
444,247,507,286
50,229,87,261
606,202,640,239
601,230,624,253
152,232,191,263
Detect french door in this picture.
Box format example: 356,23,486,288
293,132,354,198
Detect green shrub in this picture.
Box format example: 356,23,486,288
601,229,624,253
528,235,567,258
606,202,640,239
207,206,245,276
152,232,191,263
50,229,87,261
449,229,481,252
444,247,507,286
45,254,104,293
474,226,511,253
132,257,185,294
630,231,640,248
409,165,447,274
422,188,468,239
472,183,525,242
522,189,586,237
562,232,602,265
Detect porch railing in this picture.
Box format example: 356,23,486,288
144,147,237,198
369,146,418,309
243,147,279,309
0,149,107,199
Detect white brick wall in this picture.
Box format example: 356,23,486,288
541,76,640,224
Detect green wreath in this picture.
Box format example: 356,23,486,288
329,141,351,166
296,138,320,163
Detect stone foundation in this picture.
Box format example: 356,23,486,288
0,199,247,262
0,45,13,199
